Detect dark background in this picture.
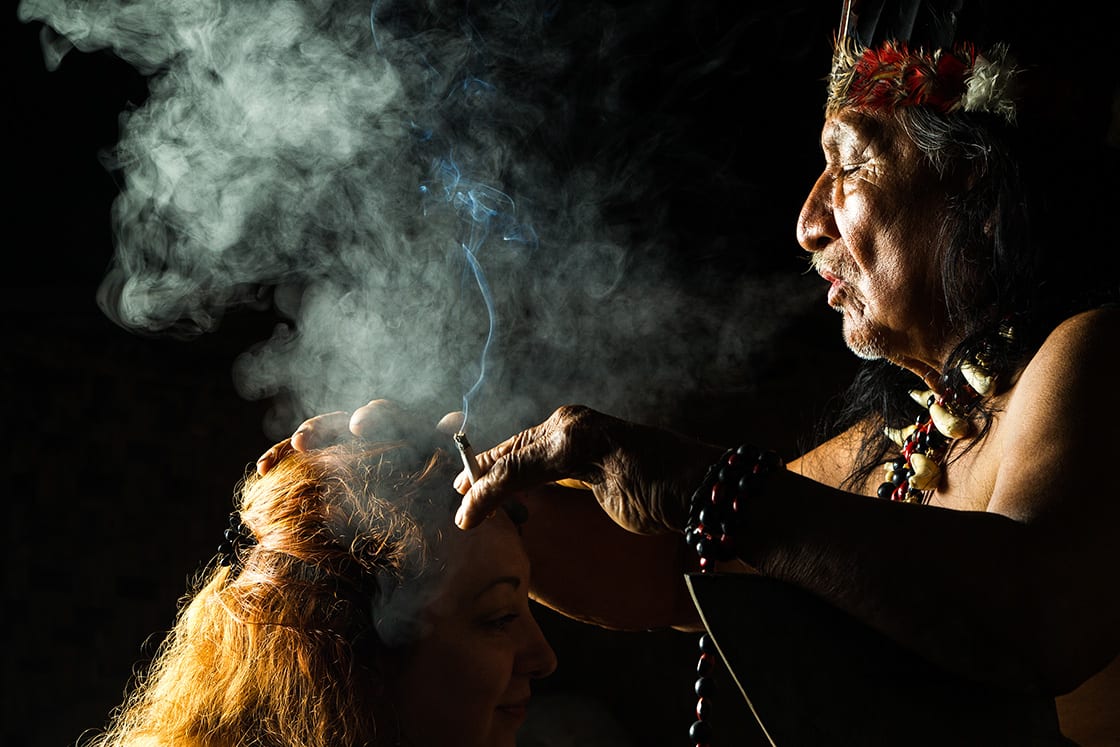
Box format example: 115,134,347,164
5,2,858,745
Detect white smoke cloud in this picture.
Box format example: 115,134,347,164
19,0,819,440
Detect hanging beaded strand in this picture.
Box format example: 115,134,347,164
684,444,783,746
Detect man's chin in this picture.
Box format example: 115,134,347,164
842,319,888,361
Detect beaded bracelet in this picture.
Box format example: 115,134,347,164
683,444,784,747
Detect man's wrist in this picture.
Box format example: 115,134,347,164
684,444,784,568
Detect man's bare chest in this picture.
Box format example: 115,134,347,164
929,413,1005,511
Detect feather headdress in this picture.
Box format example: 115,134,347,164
826,0,1020,121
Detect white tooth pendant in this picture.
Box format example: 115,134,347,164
884,424,918,447
909,389,937,409
929,402,973,439
960,361,994,396
908,452,941,490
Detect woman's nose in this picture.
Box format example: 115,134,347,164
797,171,838,254
519,613,558,679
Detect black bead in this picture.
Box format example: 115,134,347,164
695,676,715,697
759,450,784,470
698,634,716,655
877,482,895,500
718,465,738,483
689,720,714,743
890,458,905,471
698,506,718,526
890,470,905,486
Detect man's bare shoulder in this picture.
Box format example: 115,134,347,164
1007,307,1118,415
1027,306,1118,370
990,306,1119,520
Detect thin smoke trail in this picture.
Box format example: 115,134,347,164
458,242,495,428
424,154,533,430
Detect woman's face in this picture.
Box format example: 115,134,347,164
391,510,557,747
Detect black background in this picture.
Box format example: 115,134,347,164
5,2,859,745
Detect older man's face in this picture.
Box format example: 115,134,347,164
797,109,957,374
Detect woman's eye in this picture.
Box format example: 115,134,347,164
485,613,519,631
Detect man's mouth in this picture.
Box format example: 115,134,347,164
817,268,846,306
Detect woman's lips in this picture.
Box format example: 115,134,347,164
495,701,529,722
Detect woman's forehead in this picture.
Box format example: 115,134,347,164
442,512,528,575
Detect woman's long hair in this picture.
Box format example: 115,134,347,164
82,441,458,747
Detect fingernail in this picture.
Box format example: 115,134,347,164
454,504,467,529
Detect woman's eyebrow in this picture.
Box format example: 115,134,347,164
472,576,521,600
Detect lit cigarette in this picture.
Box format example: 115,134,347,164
454,431,482,483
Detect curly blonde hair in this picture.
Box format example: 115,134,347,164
82,441,459,747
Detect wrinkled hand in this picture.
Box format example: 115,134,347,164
454,405,724,535
256,399,423,475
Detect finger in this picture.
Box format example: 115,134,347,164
349,399,411,441
453,468,473,494
455,425,568,529
554,477,595,491
256,439,294,476
291,411,351,452
435,410,466,436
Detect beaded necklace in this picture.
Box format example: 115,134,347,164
876,360,989,503
876,318,1018,504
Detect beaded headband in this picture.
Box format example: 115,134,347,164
826,0,1020,122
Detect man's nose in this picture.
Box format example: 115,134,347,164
797,171,838,253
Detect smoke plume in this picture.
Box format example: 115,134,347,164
19,0,822,440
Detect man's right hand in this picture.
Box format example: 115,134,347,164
454,405,726,535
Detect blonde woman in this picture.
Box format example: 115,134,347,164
83,438,556,747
